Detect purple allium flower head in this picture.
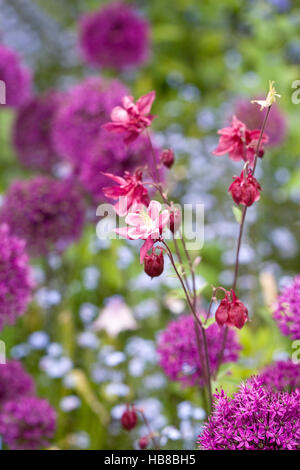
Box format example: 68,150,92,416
0,43,32,107
235,97,287,147
13,91,63,172
157,315,241,387
0,360,35,406
79,2,150,70
273,275,300,340
52,77,128,165
0,396,56,450
259,359,300,392
0,224,33,330
0,177,86,257
198,377,300,450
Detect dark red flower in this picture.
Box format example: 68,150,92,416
228,169,261,207
121,404,137,430
144,246,164,278
102,169,150,216
138,436,149,449
160,149,174,168
215,289,248,329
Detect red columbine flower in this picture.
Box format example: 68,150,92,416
228,169,261,207
138,436,149,449
215,289,248,329
160,149,174,168
144,246,164,278
121,404,137,431
102,169,150,216
103,91,156,144
213,115,268,166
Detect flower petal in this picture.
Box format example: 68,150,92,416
136,91,156,115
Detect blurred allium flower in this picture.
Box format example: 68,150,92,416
52,77,128,165
0,397,56,450
157,315,241,387
0,177,85,256
235,97,287,147
259,360,300,392
273,275,300,340
79,2,150,70
0,224,33,330
0,360,35,406
198,377,300,450
0,43,32,107
13,91,62,172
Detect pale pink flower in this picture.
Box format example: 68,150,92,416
115,200,169,262
103,91,156,144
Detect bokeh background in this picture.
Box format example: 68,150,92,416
0,0,299,450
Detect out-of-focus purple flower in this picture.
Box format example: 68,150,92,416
13,91,63,172
0,224,33,330
198,377,300,450
0,43,32,107
0,177,86,257
0,360,35,406
157,315,241,387
259,359,300,392
52,77,128,165
235,97,287,147
0,396,56,450
273,275,300,340
78,2,150,70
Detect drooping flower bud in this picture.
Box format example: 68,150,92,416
144,247,164,278
160,149,174,168
138,436,149,449
215,289,248,329
121,404,137,430
228,169,261,207
169,207,182,234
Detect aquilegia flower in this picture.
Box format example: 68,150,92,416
13,91,62,172
228,169,261,207
0,43,32,107
0,396,56,450
52,77,128,165
0,224,33,331
215,289,248,329
258,359,300,392
273,275,300,340
0,177,86,257
0,360,35,406
213,115,268,165
79,2,150,70
103,91,156,144
115,200,169,262
157,315,241,387
198,377,300,450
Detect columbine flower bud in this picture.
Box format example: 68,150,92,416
160,149,174,168
121,404,137,430
144,247,164,278
169,207,181,234
215,289,248,329
138,436,149,449
228,170,261,207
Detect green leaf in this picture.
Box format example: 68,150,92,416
232,206,242,224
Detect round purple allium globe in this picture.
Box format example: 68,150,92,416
13,91,62,172
0,224,33,330
0,43,32,107
157,315,241,387
52,77,128,165
0,396,56,450
0,360,35,406
0,177,86,257
198,377,300,450
259,359,300,392
235,97,287,147
273,275,300,340
79,2,149,70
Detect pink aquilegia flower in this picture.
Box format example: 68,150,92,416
103,91,156,144
213,115,268,166
215,289,248,329
114,200,169,262
228,169,261,207
102,169,150,216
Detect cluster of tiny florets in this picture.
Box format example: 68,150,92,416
0,360,35,406
273,275,300,340
258,359,300,392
